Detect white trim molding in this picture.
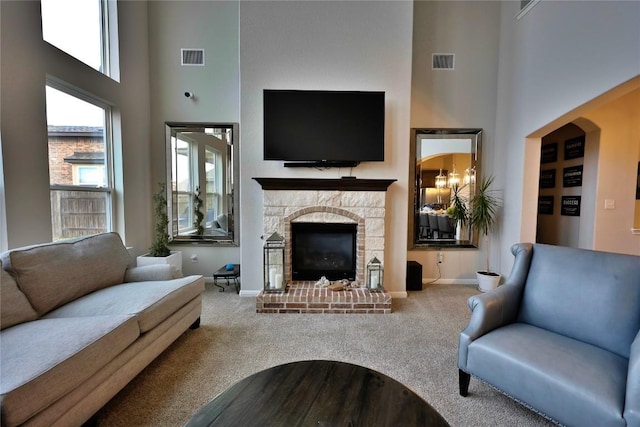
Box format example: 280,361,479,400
516,0,541,20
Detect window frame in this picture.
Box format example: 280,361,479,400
46,79,116,239
205,145,222,222
41,0,119,80
171,133,197,235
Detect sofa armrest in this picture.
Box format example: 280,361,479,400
124,264,177,282
458,284,522,370
625,329,640,427
458,243,533,371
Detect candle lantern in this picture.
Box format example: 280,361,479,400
366,255,384,292
263,232,286,293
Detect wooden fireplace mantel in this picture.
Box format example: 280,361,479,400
252,177,396,192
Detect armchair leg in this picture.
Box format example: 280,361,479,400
459,370,470,396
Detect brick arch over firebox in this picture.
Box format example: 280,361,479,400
283,206,365,284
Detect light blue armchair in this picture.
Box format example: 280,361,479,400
458,243,640,427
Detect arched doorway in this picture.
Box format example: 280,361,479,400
530,84,640,255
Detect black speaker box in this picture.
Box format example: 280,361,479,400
406,261,423,291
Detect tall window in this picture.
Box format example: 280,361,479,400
46,84,113,241
171,136,193,234
205,147,220,225
41,0,115,77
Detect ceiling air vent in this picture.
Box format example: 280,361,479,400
181,49,205,66
432,53,455,70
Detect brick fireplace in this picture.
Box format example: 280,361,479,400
253,178,395,314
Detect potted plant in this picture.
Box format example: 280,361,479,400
137,182,182,274
447,183,469,240
469,175,501,292
193,185,204,236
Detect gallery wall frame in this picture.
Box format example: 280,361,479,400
561,196,581,216
539,169,556,188
538,195,554,215
636,162,640,200
541,142,558,163
563,165,583,188
564,136,585,160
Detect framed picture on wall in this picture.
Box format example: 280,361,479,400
538,195,554,215
564,136,585,160
541,142,558,163
563,165,583,187
637,162,640,200
539,169,556,189
561,196,581,216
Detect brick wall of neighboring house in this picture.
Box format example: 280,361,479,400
47,126,104,185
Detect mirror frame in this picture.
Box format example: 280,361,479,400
408,128,482,249
165,122,240,246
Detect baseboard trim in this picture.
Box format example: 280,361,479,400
240,290,261,297
388,291,408,299
423,278,479,286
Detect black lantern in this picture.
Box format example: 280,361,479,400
366,255,384,292
263,232,286,293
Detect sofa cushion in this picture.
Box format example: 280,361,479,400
2,233,132,316
216,213,228,232
0,315,139,426
0,261,38,330
43,275,204,333
519,243,640,358
468,323,628,427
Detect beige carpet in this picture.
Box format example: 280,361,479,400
95,282,556,426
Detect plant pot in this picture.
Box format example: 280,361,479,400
477,271,500,292
137,251,183,275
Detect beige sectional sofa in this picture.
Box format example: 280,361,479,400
0,232,204,427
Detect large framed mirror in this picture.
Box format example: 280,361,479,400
166,122,239,246
409,128,482,249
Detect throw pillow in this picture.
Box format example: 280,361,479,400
0,260,38,330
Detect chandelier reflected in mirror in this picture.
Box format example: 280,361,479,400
448,164,460,188
464,166,476,185
435,169,447,189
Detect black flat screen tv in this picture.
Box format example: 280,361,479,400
263,89,385,166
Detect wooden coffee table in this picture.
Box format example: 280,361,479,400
185,360,450,426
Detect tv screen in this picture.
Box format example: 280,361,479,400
263,89,385,164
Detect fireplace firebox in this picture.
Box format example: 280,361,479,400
291,223,357,281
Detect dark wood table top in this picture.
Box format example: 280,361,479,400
185,360,450,427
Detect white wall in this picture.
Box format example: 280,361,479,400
239,1,414,295
0,1,152,250
147,1,241,276
409,1,501,281
495,1,640,273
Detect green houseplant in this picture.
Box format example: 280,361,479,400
137,183,182,275
193,185,204,236
149,182,171,257
447,183,469,240
469,175,502,291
